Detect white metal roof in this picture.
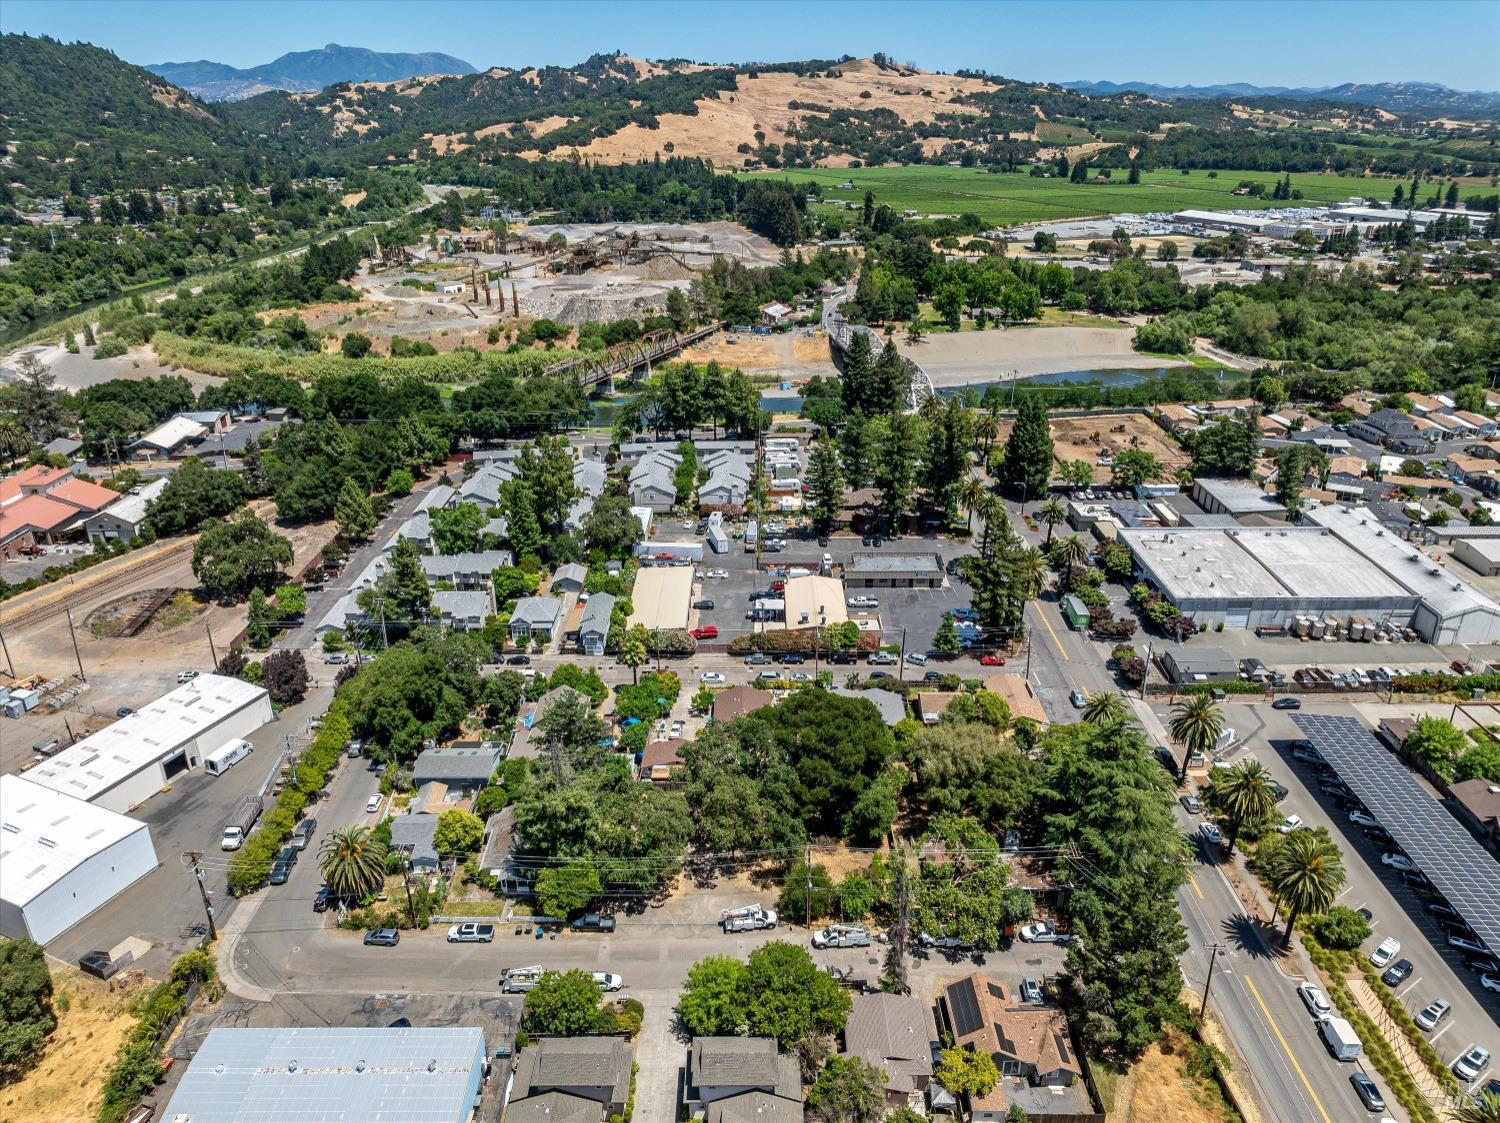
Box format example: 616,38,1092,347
161,1026,485,1123
0,775,149,907
136,414,207,451
88,476,168,526
25,674,268,802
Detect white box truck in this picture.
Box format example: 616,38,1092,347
204,738,253,776
744,519,759,551
1317,1016,1362,1061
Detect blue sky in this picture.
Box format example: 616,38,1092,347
7,0,1499,90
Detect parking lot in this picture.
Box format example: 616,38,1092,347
1182,699,1500,1095
678,523,978,655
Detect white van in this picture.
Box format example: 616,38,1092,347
204,738,252,776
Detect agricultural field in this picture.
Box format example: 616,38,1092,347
750,164,1486,225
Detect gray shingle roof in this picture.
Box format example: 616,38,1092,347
579,592,615,636
389,813,438,868
510,1037,632,1108
412,744,499,785
842,992,933,1092
691,1037,797,1096
510,596,562,628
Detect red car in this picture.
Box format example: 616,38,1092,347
690,625,719,640
769,580,786,592
979,655,1007,666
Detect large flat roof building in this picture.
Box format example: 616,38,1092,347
161,1027,487,1123
844,552,944,589
1121,504,1500,644
628,565,693,630
24,674,273,814
0,775,158,945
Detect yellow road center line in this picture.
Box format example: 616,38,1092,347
1244,975,1334,1123
1037,602,1069,662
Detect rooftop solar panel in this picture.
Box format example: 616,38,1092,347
1292,714,1500,958
948,977,983,1038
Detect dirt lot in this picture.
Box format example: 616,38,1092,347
0,963,145,1123
681,329,835,376
1050,412,1192,484
899,322,1157,384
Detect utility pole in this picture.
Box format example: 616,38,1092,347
379,601,389,651
1199,942,1225,1020
0,624,13,677
1141,640,1153,700
206,623,219,671
897,627,907,683
184,852,219,941
65,609,86,682
805,842,813,930
397,845,416,924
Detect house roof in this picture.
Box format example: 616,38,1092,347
0,493,79,541
0,463,70,501
136,415,206,451
708,1095,804,1123
511,1037,632,1105
942,973,1079,1088
88,476,169,527
915,691,962,721
831,687,906,726
712,684,774,723
640,738,687,777
573,459,607,497
843,992,933,1094
388,812,438,867
579,592,615,636
1451,778,1500,828
42,436,82,457
981,676,1048,726
412,743,499,784
431,589,489,623
511,596,562,628
691,1037,798,1098
552,562,588,588
504,1090,599,1123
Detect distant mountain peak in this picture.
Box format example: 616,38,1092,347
147,44,476,101
1063,78,1500,118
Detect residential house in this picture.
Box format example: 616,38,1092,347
432,589,491,631
389,811,440,872
1289,427,1354,455
1406,393,1450,415
1154,402,1199,434
416,483,457,512
133,415,210,458
630,457,679,513
937,973,1089,1121
509,596,562,643
1338,394,1376,418
712,684,775,724
394,511,436,552
832,687,907,727
699,454,752,509
552,563,588,593
41,436,83,460
458,460,519,507
687,1037,804,1122
84,476,168,543
639,738,687,782
420,551,513,589
1410,415,1453,442
506,1037,634,1123
1348,409,1420,448
760,301,793,326
510,686,588,759
578,593,615,657
1449,779,1500,848
412,742,500,794
573,458,608,498
916,691,962,725
842,992,934,1111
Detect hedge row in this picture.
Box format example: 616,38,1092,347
1354,960,1461,1097
1393,671,1500,696
151,332,576,384
95,948,218,1123
728,631,880,655
0,537,142,601
227,699,352,895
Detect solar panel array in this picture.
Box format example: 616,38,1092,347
947,977,983,1038
1292,714,1500,957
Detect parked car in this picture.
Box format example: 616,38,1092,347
690,625,719,639
1414,998,1451,1031
757,670,782,683
1019,977,1043,1004
363,928,400,947
176,670,200,683
1349,1073,1386,1113
1276,815,1304,834
700,672,726,685
706,569,729,580
591,972,624,991
571,913,616,933
1297,982,1333,1016
1290,742,1324,764
1426,902,1462,921
446,923,496,943
1481,975,1500,995
1381,852,1417,872
1454,1044,1491,1081
1381,958,1414,987
1348,809,1380,828
812,924,872,949
506,654,531,666
1271,696,1302,709
827,652,857,665
746,653,772,666
1370,937,1402,968
923,671,944,683
1018,921,1067,944
979,655,1006,666
1449,934,1491,955
1179,795,1203,814
365,794,384,814
904,652,929,666
291,817,317,851
115,706,135,717
693,599,716,610
867,652,898,665
1069,689,1087,708
1199,822,1224,846
777,653,805,665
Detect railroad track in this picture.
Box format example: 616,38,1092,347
1,542,194,633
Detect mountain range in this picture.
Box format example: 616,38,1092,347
147,43,476,101
1065,79,1500,117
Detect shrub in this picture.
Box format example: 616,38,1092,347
1312,906,1371,950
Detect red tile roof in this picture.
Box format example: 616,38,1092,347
45,476,120,513
0,463,70,502
0,493,79,542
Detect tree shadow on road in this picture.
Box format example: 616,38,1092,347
1221,911,1291,962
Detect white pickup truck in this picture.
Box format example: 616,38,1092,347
446,923,495,943
722,905,778,933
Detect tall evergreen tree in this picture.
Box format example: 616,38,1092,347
1000,396,1053,501
808,440,844,533
334,478,376,540
240,436,269,498
839,330,874,416
872,414,921,533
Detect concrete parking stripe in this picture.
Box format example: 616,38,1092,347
1396,977,1422,1001
1244,975,1336,1123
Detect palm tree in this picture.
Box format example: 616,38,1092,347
318,825,389,899
975,414,999,460
0,415,32,464
1215,759,1279,852
1453,1090,1500,1123
1037,497,1066,546
1010,547,1049,602
1168,693,1223,784
1082,691,1129,727
1263,829,1345,945
1050,534,1090,589
960,476,989,532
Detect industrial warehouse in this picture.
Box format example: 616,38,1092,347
0,774,158,945
23,674,273,814
1120,503,1500,645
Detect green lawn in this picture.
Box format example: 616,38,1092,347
747,164,1396,225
